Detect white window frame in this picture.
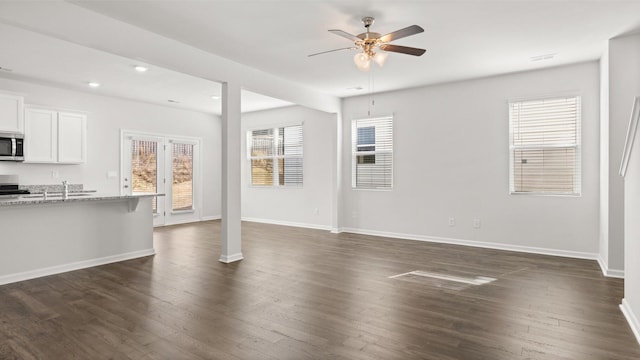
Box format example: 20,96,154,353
351,115,394,190
508,96,581,196
247,123,303,187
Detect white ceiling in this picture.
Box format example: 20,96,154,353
1,1,640,113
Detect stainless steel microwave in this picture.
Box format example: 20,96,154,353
0,133,24,161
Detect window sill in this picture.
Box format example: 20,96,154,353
171,209,195,214
248,185,304,189
510,191,581,198
351,187,393,192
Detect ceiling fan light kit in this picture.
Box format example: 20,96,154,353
311,16,426,71
353,52,371,71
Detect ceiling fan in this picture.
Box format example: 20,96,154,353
309,16,426,71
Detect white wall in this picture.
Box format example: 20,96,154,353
0,77,221,219
615,32,640,343
341,62,600,257
241,106,335,230
609,33,640,273
623,127,640,342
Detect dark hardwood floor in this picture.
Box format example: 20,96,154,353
1,220,639,359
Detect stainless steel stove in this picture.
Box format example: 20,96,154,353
0,175,30,196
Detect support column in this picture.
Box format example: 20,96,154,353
219,81,243,263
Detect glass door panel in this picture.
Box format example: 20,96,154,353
132,139,159,213
171,142,194,211
123,133,165,226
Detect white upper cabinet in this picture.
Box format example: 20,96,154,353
58,112,86,164
24,107,87,164
24,108,57,163
0,93,24,133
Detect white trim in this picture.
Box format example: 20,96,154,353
506,90,583,104
219,253,244,263
201,215,221,221
24,103,89,115
242,216,332,231
341,227,598,260
621,299,640,345
0,249,155,286
597,255,625,278
620,96,640,177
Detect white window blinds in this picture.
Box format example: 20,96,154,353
249,124,303,186
171,142,194,211
131,139,158,213
352,116,393,189
509,96,581,195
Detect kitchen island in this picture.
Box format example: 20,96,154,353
0,193,160,285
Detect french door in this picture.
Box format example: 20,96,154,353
122,131,201,226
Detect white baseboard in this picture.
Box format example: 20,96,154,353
340,227,599,261
598,255,625,278
201,215,221,221
219,253,244,263
621,299,640,345
242,216,332,231
0,248,156,286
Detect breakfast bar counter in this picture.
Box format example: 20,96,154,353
0,193,161,285
0,192,159,211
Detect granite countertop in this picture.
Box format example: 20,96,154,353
0,192,163,207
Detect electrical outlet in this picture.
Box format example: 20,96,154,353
473,219,481,229
448,217,455,226
314,207,319,215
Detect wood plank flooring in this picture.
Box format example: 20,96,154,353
1,220,639,359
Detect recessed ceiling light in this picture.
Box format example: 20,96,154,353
211,95,220,100
88,82,100,88
134,65,148,72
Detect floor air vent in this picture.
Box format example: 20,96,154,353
389,270,496,290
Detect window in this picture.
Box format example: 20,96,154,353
248,124,303,186
509,96,581,195
171,142,194,211
352,116,393,189
131,139,158,213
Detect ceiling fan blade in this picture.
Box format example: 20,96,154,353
329,29,361,42
379,44,426,56
308,47,356,57
378,25,424,43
